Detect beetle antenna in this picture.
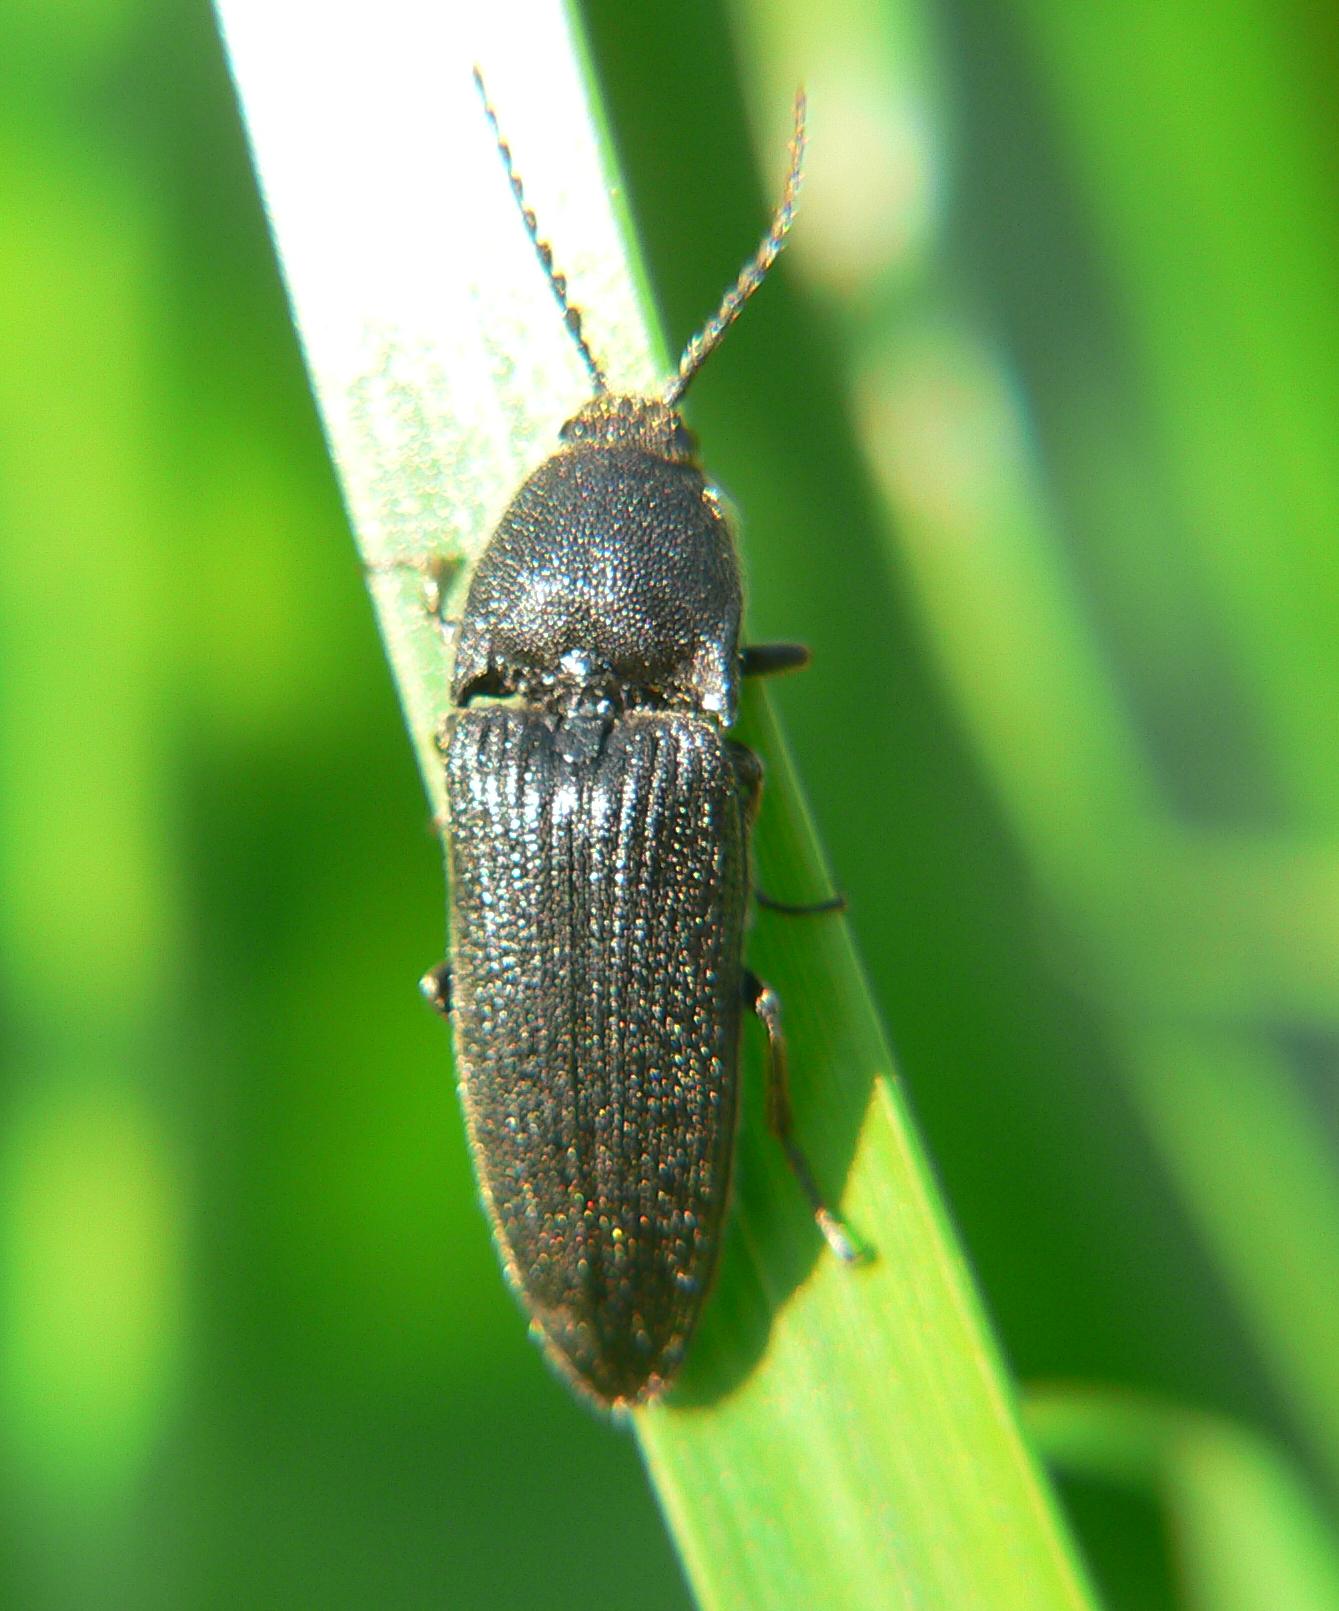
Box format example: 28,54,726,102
664,90,806,408
474,67,609,395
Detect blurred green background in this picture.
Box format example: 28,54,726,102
4,0,1339,1607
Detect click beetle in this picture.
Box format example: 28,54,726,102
421,75,857,1410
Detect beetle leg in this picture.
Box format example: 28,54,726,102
730,744,846,916
741,642,810,678
741,970,862,1263
365,551,462,641
419,961,453,1018
755,888,847,917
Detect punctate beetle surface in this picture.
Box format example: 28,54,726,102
420,77,857,1409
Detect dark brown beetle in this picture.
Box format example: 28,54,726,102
422,78,855,1409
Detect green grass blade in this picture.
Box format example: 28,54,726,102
1123,1032,1339,1499
1029,1387,1339,1611
218,4,1095,1606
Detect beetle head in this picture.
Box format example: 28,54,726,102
559,395,697,463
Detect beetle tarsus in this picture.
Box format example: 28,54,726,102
419,961,453,1017
365,551,461,639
